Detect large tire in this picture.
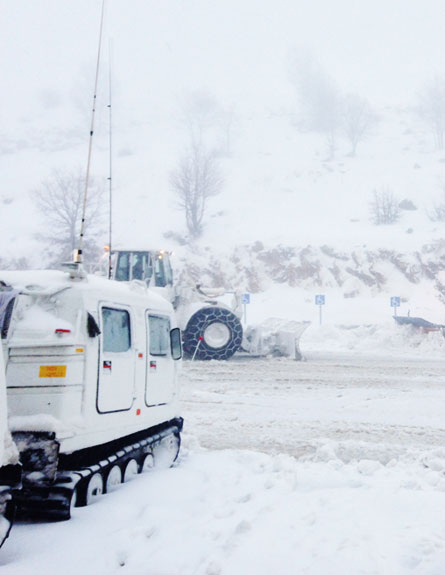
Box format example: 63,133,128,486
183,307,243,360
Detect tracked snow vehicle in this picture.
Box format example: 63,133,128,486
1,267,182,520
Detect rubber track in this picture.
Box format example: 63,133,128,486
15,424,181,520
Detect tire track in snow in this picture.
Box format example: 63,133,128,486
182,354,445,463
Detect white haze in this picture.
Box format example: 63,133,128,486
2,0,445,256
5,3,445,573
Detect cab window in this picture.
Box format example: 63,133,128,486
102,308,131,352
148,315,170,356
154,258,166,287
132,252,153,282
115,252,130,281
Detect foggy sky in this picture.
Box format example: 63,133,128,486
2,0,445,253
2,0,445,132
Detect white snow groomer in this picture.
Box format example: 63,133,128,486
0,300,21,547
110,250,309,360
0,266,182,520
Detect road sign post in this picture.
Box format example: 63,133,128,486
315,294,325,325
390,296,400,316
242,293,250,325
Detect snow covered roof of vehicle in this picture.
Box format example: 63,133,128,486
0,269,173,312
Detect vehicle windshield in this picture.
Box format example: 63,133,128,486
114,251,154,282
154,253,173,287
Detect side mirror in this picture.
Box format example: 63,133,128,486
170,328,182,360
87,313,101,337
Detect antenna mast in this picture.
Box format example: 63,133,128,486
107,39,113,279
74,0,106,264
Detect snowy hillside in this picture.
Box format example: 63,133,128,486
3,99,445,325
2,0,445,326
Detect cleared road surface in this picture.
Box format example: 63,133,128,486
182,351,445,463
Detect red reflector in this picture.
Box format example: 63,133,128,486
138,353,143,359
55,329,71,334
136,408,141,416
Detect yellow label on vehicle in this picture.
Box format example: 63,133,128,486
39,365,67,378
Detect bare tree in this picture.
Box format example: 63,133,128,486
181,91,222,147
369,188,400,225
419,76,445,150
289,53,341,158
342,94,376,156
181,91,237,157
170,142,223,238
33,169,106,267
217,103,238,157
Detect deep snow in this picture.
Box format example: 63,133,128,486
3,327,445,574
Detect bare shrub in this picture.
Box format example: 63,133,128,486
370,188,401,225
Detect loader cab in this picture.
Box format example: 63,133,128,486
113,250,173,288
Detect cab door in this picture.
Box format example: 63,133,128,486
145,313,175,406
97,305,135,413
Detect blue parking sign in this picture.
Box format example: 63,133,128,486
315,294,325,306
390,296,400,308
242,293,250,304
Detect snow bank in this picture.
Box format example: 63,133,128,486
302,321,445,359
5,439,445,575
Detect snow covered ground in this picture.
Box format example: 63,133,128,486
3,327,445,574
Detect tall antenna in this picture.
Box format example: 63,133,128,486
107,39,113,279
74,0,106,264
